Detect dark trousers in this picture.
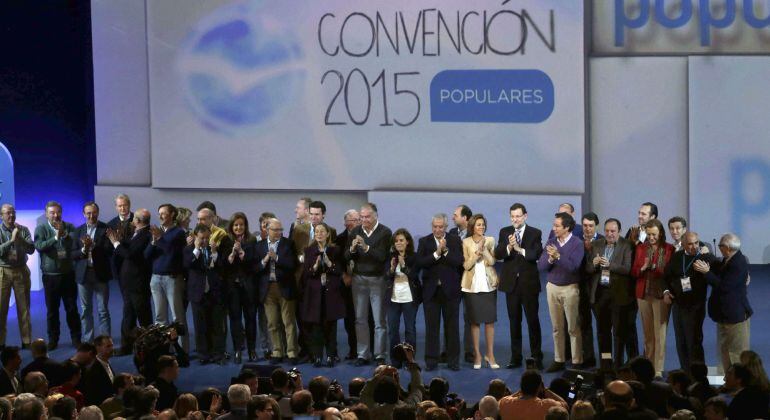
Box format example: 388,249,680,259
565,281,596,362
671,303,706,374
43,272,81,342
226,279,257,351
626,300,639,359
506,291,543,362
387,301,418,352
593,287,635,368
424,286,460,366
309,321,337,359
120,286,152,350
191,295,226,358
444,295,472,357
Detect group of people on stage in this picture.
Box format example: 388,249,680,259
0,196,754,375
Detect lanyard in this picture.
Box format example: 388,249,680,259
682,250,700,275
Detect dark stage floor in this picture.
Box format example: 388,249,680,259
8,265,770,404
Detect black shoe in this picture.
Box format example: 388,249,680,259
326,356,335,368
288,357,299,365
425,363,438,371
313,358,323,368
199,357,212,365
270,356,283,365
439,352,448,364
234,351,242,364
507,360,522,369
354,358,369,367
47,341,58,351
581,359,597,369
248,351,257,362
448,364,461,371
297,354,311,364
545,362,565,373
224,351,231,360
345,353,357,361
374,357,386,366
464,352,475,363
264,351,272,360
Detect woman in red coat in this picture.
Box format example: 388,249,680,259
631,218,674,377
301,223,345,367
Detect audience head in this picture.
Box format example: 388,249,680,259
667,369,692,395
247,395,276,420
349,403,370,420
114,194,131,217
348,377,366,398
78,406,104,420
424,407,450,420
682,231,701,256
45,201,63,223
638,202,659,225
629,356,656,383
431,213,448,239
172,393,198,418
156,409,178,420
570,400,595,420
290,390,313,415
234,369,258,396
740,350,770,391
196,201,217,214
17,397,46,420
725,362,753,389
73,342,97,366
486,379,509,400
227,384,251,409
343,209,361,232
603,380,634,410
61,360,82,386
670,409,696,420
545,406,569,420
392,228,415,256
267,219,283,241
718,233,741,258
553,212,575,238
157,356,179,381
604,218,622,244
644,218,666,245
477,395,498,419
468,214,487,238
271,368,289,392
1,204,16,227
113,373,135,395
548,377,571,402
359,203,378,230
29,339,48,359
82,201,100,225
48,395,75,420
520,370,544,397
558,203,575,215
135,386,159,417
196,208,215,228
453,205,472,230
23,372,48,396
703,396,727,420
0,397,11,420
308,376,330,405
94,335,114,360
0,347,21,371
373,376,399,405
134,208,151,228
308,201,327,226
192,224,211,245
668,216,688,243
428,377,449,405
416,400,438,420
196,387,222,416
259,212,277,236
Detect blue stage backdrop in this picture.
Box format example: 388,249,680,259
0,0,96,222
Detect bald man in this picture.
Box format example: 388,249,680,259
109,208,154,354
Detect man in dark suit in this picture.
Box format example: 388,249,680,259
575,212,602,368
150,355,179,411
184,224,227,364
335,209,363,360
108,208,153,355
494,203,544,369
255,218,299,364
416,213,464,371
107,194,134,283
34,200,81,350
705,233,753,372
82,335,116,406
344,203,392,366
585,218,635,369
449,204,474,364
0,346,21,395
664,231,718,374
21,339,63,386
72,202,114,343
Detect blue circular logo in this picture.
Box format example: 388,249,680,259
177,1,305,136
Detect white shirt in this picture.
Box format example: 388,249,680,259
557,233,573,247
96,356,114,382
391,264,413,303
363,222,379,238
433,236,448,259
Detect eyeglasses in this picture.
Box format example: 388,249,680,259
269,228,284,232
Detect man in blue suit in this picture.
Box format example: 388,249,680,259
255,218,298,364
72,202,113,343
703,233,753,372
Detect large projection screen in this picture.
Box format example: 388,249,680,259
146,0,585,192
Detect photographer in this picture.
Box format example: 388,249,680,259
270,368,302,419
499,370,567,420
360,344,423,418
133,322,188,383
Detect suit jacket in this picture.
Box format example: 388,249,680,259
21,357,63,387
584,237,635,305
254,237,298,302
494,224,543,295
631,242,674,299
183,245,225,304
415,234,463,301
387,252,422,304
82,359,115,406
664,249,718,309
706,250,753,324
34,221,76,274
114,227,152,293
223,236,257,292
0,369,18,396
72,221,114,283
448,227,468,240
108,213,134,279
461,236,499,291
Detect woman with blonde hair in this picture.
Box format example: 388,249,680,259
173,393,199,419
461,214,499,369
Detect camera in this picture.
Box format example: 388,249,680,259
567,374,584,404
288,367,301,380
390,342,414,364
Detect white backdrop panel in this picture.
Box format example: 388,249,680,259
689,56,770,263
368,191,581,242
92,0,152,185
589,57,689,231
147,0,585,192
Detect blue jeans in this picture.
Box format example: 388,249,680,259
150,274,189,351
77,269,111,343
387,300,418,354
352,275,388,360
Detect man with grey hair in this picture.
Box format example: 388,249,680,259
416,213,463,371
109,208,154,355
79,405,105,420
0,203,34,349
477,395,499,419
336,209,362,360
704,233,752,372
15,396,45,420
22,371,48,397
218,384,251,420
345,203,392,366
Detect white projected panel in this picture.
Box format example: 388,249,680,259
689,56,770,263
368,191,581,242
147,0,585,192
589,57,688,230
